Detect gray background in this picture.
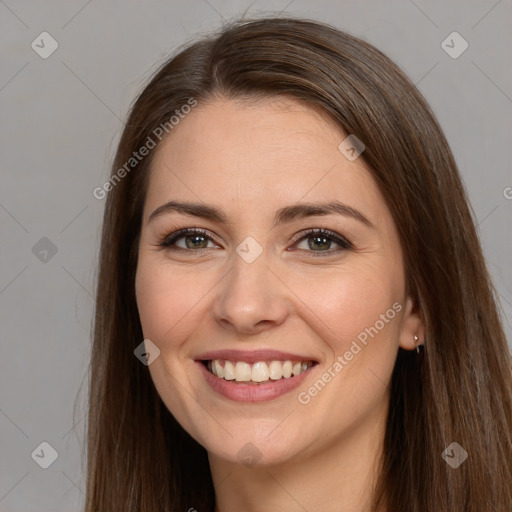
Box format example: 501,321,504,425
1,0,511,510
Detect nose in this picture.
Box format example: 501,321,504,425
211,254,289,335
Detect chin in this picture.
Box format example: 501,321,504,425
194,415,317,468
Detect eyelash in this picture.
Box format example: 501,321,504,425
158,227,353,256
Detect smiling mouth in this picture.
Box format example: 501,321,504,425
202,359,317,385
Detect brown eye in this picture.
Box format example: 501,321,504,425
293,229,352,254
160,229,218,250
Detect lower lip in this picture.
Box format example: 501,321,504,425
196,361,315,402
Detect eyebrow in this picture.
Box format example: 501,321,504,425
148,200,376,230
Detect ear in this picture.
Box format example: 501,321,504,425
399,294,425,351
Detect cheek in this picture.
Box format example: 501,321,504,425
289,261,403,354
135,259,209,439
135,259,204,345
291,266,403,428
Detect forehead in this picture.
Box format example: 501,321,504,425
153,96,347,172
145,96,380,220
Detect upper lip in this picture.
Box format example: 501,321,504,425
194,349,319,364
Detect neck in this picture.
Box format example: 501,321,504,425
209,400,389,512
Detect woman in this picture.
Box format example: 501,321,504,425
85,17,512,511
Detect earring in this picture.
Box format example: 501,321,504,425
414,335,423,354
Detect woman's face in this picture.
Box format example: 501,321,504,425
135,96,421,466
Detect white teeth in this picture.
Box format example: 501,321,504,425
213,360,224,378
251,362,269,382
207,359,313,383
268,361,283,380
224,360,236,380
235,361,252,382
282,361,293,378
292,362,302,376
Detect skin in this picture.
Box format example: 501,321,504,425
135,96,424,512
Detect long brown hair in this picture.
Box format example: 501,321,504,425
85,17,512,511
